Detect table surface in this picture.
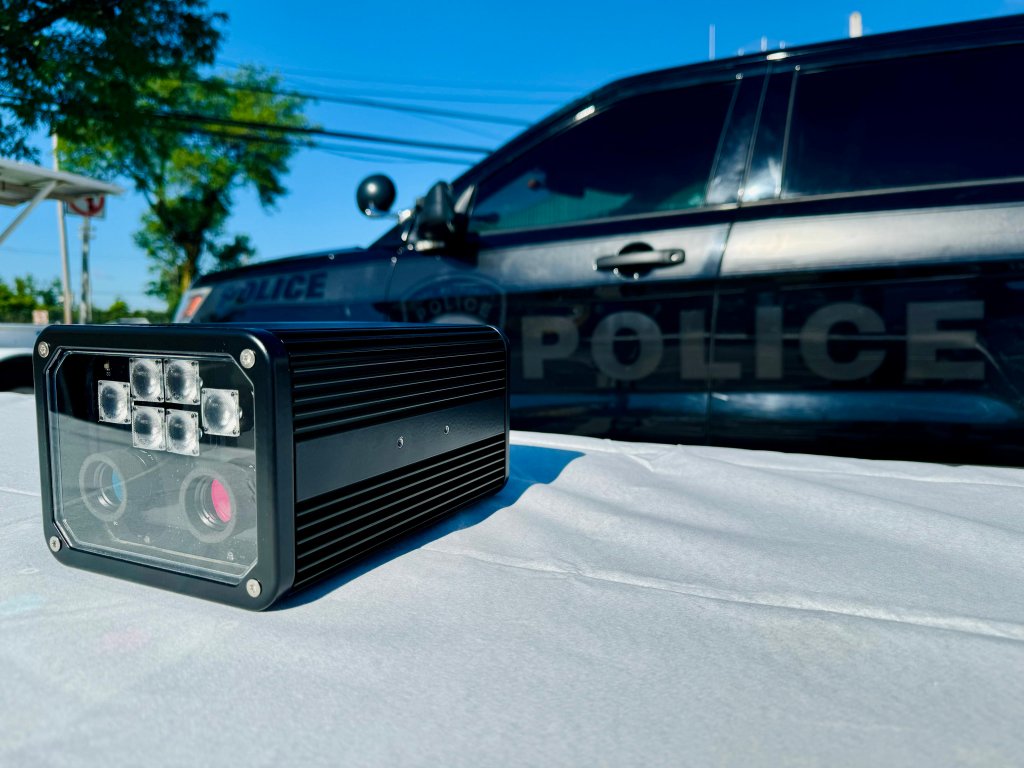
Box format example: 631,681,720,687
2,391,1023,767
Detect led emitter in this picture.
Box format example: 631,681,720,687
131,406,166,451
201,388,240,436
165,410,200,456
164,359,201,404
97,380,130,424
130,357,164,402
34,323,509,609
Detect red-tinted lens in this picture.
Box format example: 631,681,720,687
210,479,232,523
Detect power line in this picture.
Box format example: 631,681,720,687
0,95,496,156
406,110,508,142
0,245,58,257
157,110,494,154
175,124,476,165
216,59,581,97
209,80,532,127
290,87,563,106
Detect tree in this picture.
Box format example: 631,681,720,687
0,1,223,161
63,67,310,312
91,298,168,324
0,275,62,322
0,275,165,323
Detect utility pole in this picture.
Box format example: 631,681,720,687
709,24,716,60
52,134,73,325
79,217,92,323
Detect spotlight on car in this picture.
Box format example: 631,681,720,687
34,323,509,609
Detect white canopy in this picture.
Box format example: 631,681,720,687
0,157,123,207
0,157,124,324
0,157,123,247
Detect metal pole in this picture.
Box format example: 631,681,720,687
0,180,57,246
80,217,92,323
52,134,73,324
709,24,716,61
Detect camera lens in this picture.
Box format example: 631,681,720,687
110,469,125,502
79,455,128,521
180,468,240,544
210,479,233,523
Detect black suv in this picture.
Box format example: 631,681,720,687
179,14,1024,465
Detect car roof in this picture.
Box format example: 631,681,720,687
473,13,1024,174
603,12,1024,97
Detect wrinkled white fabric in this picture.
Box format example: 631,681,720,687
1,391,1022,766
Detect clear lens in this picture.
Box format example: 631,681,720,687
130,358,164,402
97,380,130,424
202,388,240,436
165,410,200,456
164,359,200,404
78,453,128,521
77,449,159,522
132,405,166,450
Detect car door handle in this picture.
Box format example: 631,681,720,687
594,249,685,273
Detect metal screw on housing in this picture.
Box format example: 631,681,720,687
397,436,405,449
246,579,262,598
37,342,49,358
48,536,61,552
443,425,450,435
240,349,256,369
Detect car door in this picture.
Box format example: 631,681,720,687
387,72,763,442
709,43,1024,465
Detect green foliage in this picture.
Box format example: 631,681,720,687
0,1,223,161
64,66,309,313
0,275,166,324
5,4,307,315
0,275,61,323
91,299,168,325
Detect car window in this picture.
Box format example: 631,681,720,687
470,82,736,233
785,44,1024,196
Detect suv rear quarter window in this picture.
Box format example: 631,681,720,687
785,44,1024,196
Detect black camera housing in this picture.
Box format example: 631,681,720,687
34,322,509,610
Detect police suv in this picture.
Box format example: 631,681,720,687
178,15,1024,466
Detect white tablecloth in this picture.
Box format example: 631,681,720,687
2,391,1023,766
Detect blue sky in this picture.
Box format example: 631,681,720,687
2,0,1019,310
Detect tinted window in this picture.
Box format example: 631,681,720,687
471,83,735,232
786,45,1024,196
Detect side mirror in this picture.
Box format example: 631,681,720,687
415,182,456,241
407,181,472,254
356,174,397,217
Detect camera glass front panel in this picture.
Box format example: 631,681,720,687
46,350,258,584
